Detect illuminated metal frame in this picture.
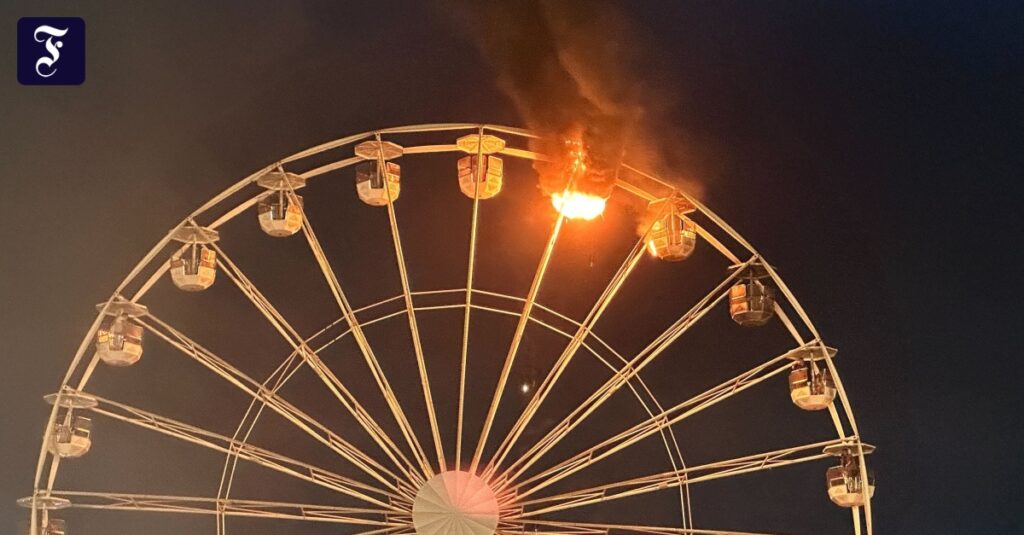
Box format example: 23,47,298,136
24,123,873,535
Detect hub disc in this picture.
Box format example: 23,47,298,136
412,471,499,535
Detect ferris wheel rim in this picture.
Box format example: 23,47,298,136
28,122,872,535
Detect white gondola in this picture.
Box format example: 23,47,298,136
168,225,219,291
456,133,506,199
256,170,306,237
824,443,876,507
355,161,401,206
46,519,67,535
788,360,837,411
728,263,775,326
23,518,66,535
93,300,148,367
47,415,91,459
646,198,697,261
354,140,402,206
457,155,503,200
784,345,839,410
95,316,144,366
170,247,217,291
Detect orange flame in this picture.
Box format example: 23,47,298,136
552,190,607,220
647,239,660,257
564,138,588,179
549,137,607,220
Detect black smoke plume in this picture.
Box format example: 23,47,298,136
449,0,702,199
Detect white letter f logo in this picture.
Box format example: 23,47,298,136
34,25,69,78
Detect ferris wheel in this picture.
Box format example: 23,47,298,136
21,123,875,535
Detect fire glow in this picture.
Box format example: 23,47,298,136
552,190,607,220
549,137,608,220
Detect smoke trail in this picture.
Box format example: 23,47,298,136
448,0,703,199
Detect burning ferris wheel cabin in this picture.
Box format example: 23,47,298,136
22,123,875,535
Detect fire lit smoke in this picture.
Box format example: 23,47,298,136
448,0,704,212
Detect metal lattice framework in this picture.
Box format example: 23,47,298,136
23,123,874,535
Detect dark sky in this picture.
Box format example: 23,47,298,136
1,1,1021,534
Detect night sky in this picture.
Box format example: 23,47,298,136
1,1,1021,534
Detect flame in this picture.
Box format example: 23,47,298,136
552,190,607,220
548,137,606,220
564,138,588,178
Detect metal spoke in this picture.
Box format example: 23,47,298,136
511,438,849,518
63,389,404,509
456,126,487,470
484,202,669,481
495,258,756,490
217,289,431,532
509,349,794,500
470,209,567,474
376,133,445,474
43,491,403,528
215,350,310,535
137,313,408,494
212,243,424,486
297,193,433,483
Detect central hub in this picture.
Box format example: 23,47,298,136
412,471,499,535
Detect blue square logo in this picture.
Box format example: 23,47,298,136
17,17,85,85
